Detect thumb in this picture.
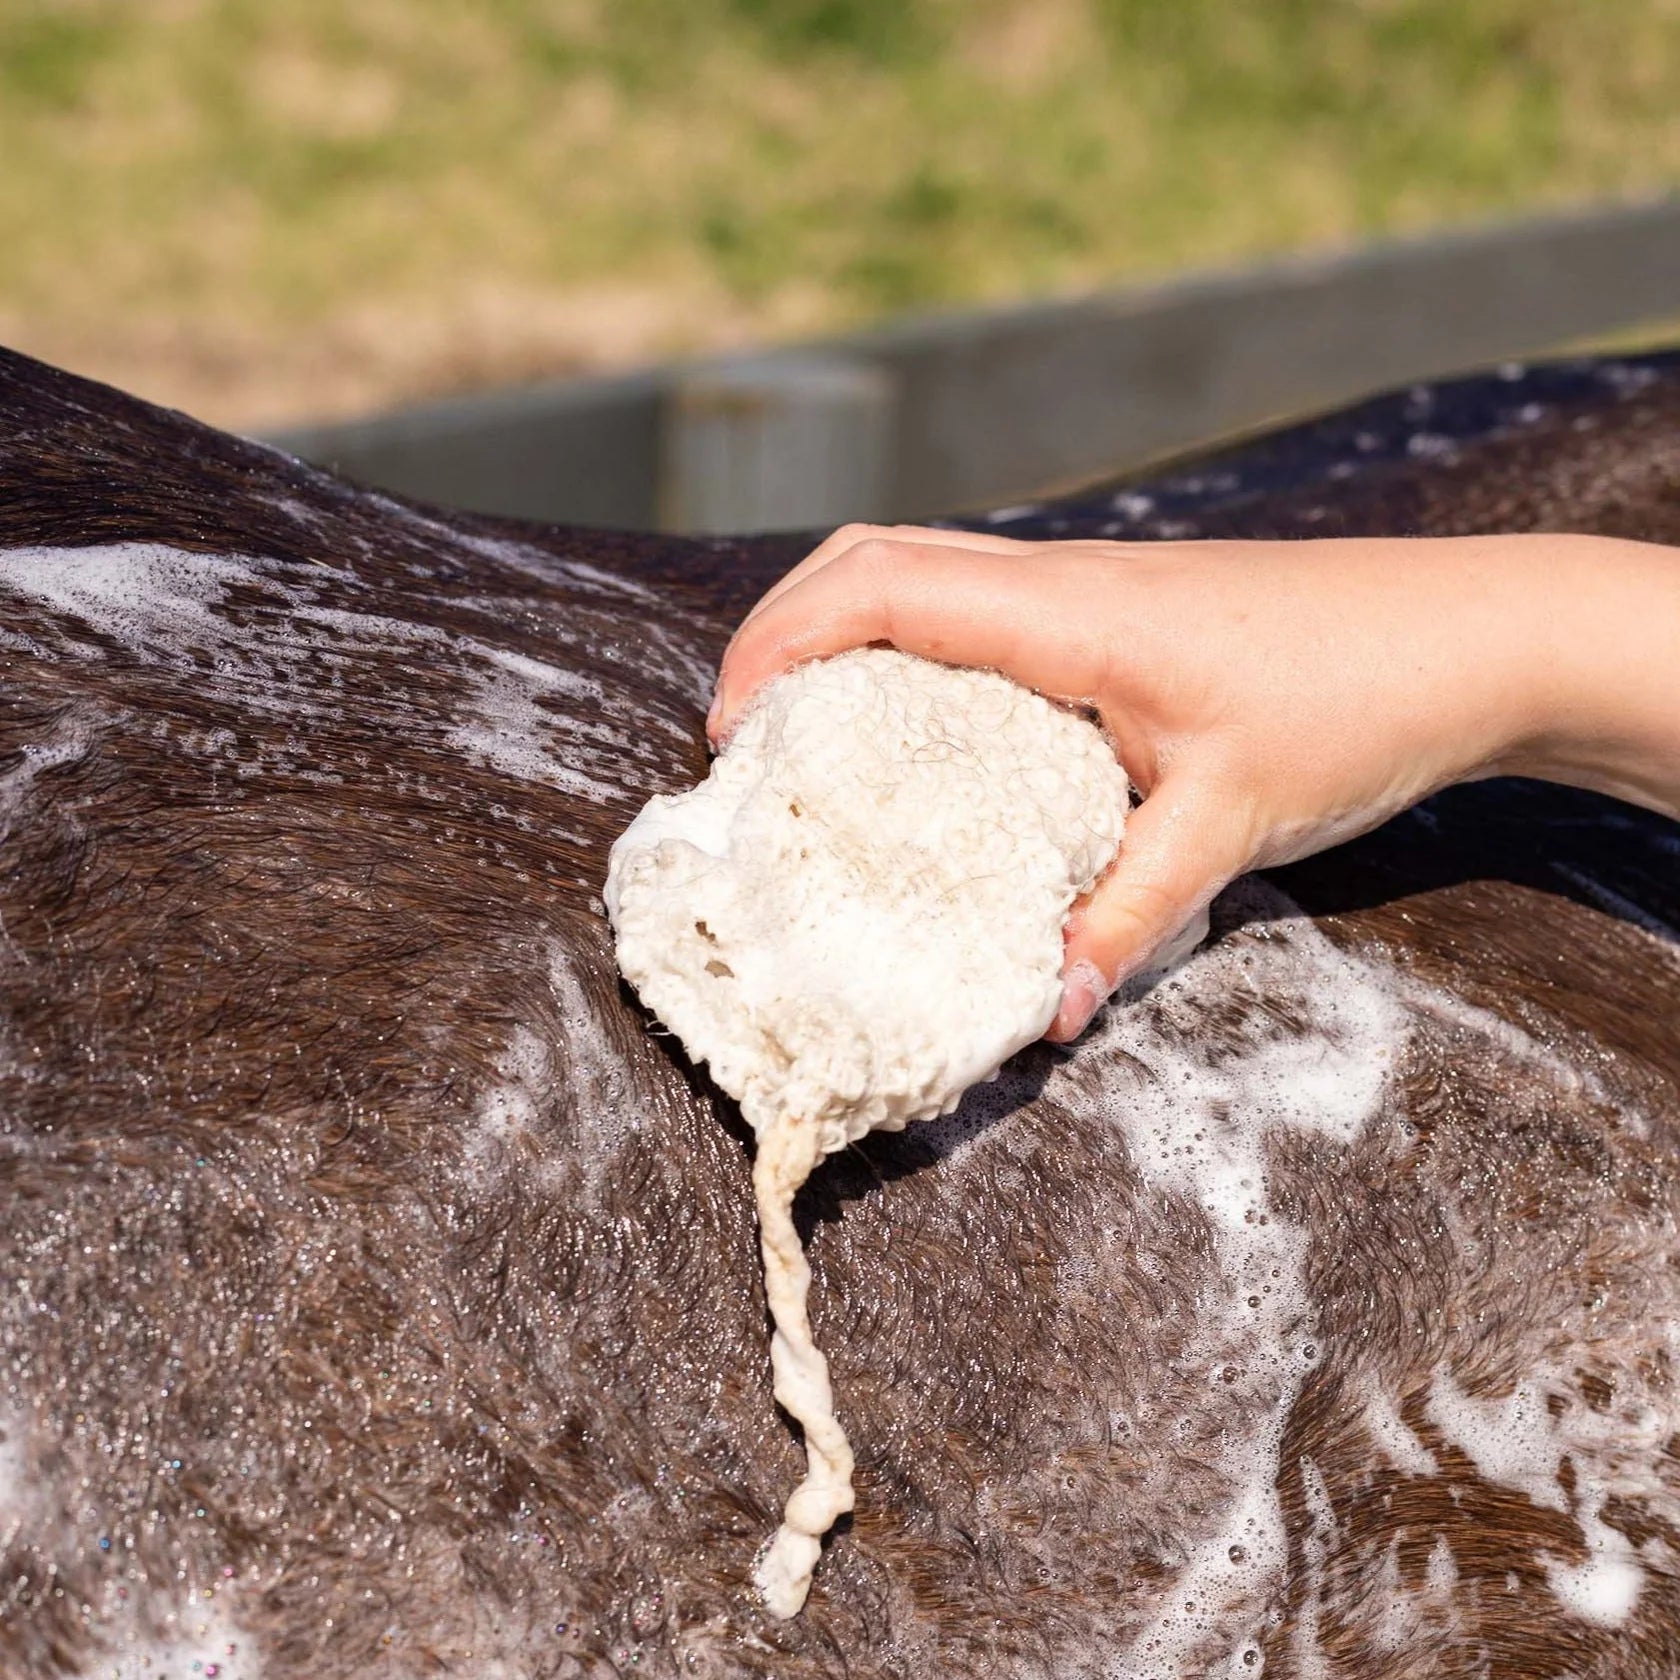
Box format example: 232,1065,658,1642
1049,770,1253,1041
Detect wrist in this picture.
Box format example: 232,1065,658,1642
1489,534,1680,821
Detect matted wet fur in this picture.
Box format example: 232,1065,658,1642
0,344,1678,1678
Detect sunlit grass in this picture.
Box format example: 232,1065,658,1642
3,0,1679,426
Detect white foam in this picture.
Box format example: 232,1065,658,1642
1066,878,1647,1665
446,643,614,799
366,492,663,602
256,491,337,537
1113,1462,1291,1679
0,1415,28,1547
1368,1541,1413,1654
1401,981,1629,1127
1425,1369,1567,1514
1405,432,1459,462
464,1025,550,1178
1549,1370,1678,1628
97,1598,257,1680
0,543,252,658
1546,1490,1643,1626
0,541,698,806
1362,1386,1439,1478
1289,1457,1336,1680
1368,1531,1462,1655
1424,1361,1656,1629
1425,1533,1458,1599
1082,890,1410,1676
548,947,640,1175
1041,870,1670,1666
0,709,96,848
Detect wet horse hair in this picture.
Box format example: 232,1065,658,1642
0,343,1679,1678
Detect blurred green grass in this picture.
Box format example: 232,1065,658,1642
3,0,1679,426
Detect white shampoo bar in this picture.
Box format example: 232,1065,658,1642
606,648,1128,1615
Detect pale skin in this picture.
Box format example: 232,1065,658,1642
708,526,1680,1040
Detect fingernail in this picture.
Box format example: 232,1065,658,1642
1055,959,1111,1040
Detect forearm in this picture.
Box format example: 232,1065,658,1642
1495,534,1680,823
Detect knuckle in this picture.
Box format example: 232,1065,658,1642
845,535,915,580
832,521,890,550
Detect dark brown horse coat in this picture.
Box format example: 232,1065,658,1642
0,344,1678,1679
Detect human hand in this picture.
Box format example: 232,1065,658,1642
709,525,1678,1040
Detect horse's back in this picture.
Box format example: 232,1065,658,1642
0,346,1678,1678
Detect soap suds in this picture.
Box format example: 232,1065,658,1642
1547,1489,1644,1626
463,1024,550,1182
1424,1361,1654,1628
607,648,1128,1615
1425,1369,1567,1514
96,1600,257,1680
1424,1535,1459,1607
0,709,96,834
1369,1533,1462,1655
1074,898,1408,1676
1362,1386,1439,1479
0,1415,28,1547
0,542,696,808
1290,1456,1337,1680
445,642,610,797
546,946,643,1190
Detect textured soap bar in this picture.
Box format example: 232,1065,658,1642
606,647,1129,1146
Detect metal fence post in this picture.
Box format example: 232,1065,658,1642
660,354,897,534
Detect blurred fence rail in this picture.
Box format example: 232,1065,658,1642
265,197,1680,535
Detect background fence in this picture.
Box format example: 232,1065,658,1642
267,197,1680,534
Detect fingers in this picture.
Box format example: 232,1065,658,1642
734,522,1035,638
710,536,1110,742
1048,770,1252,1041
711,525,1256,1044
